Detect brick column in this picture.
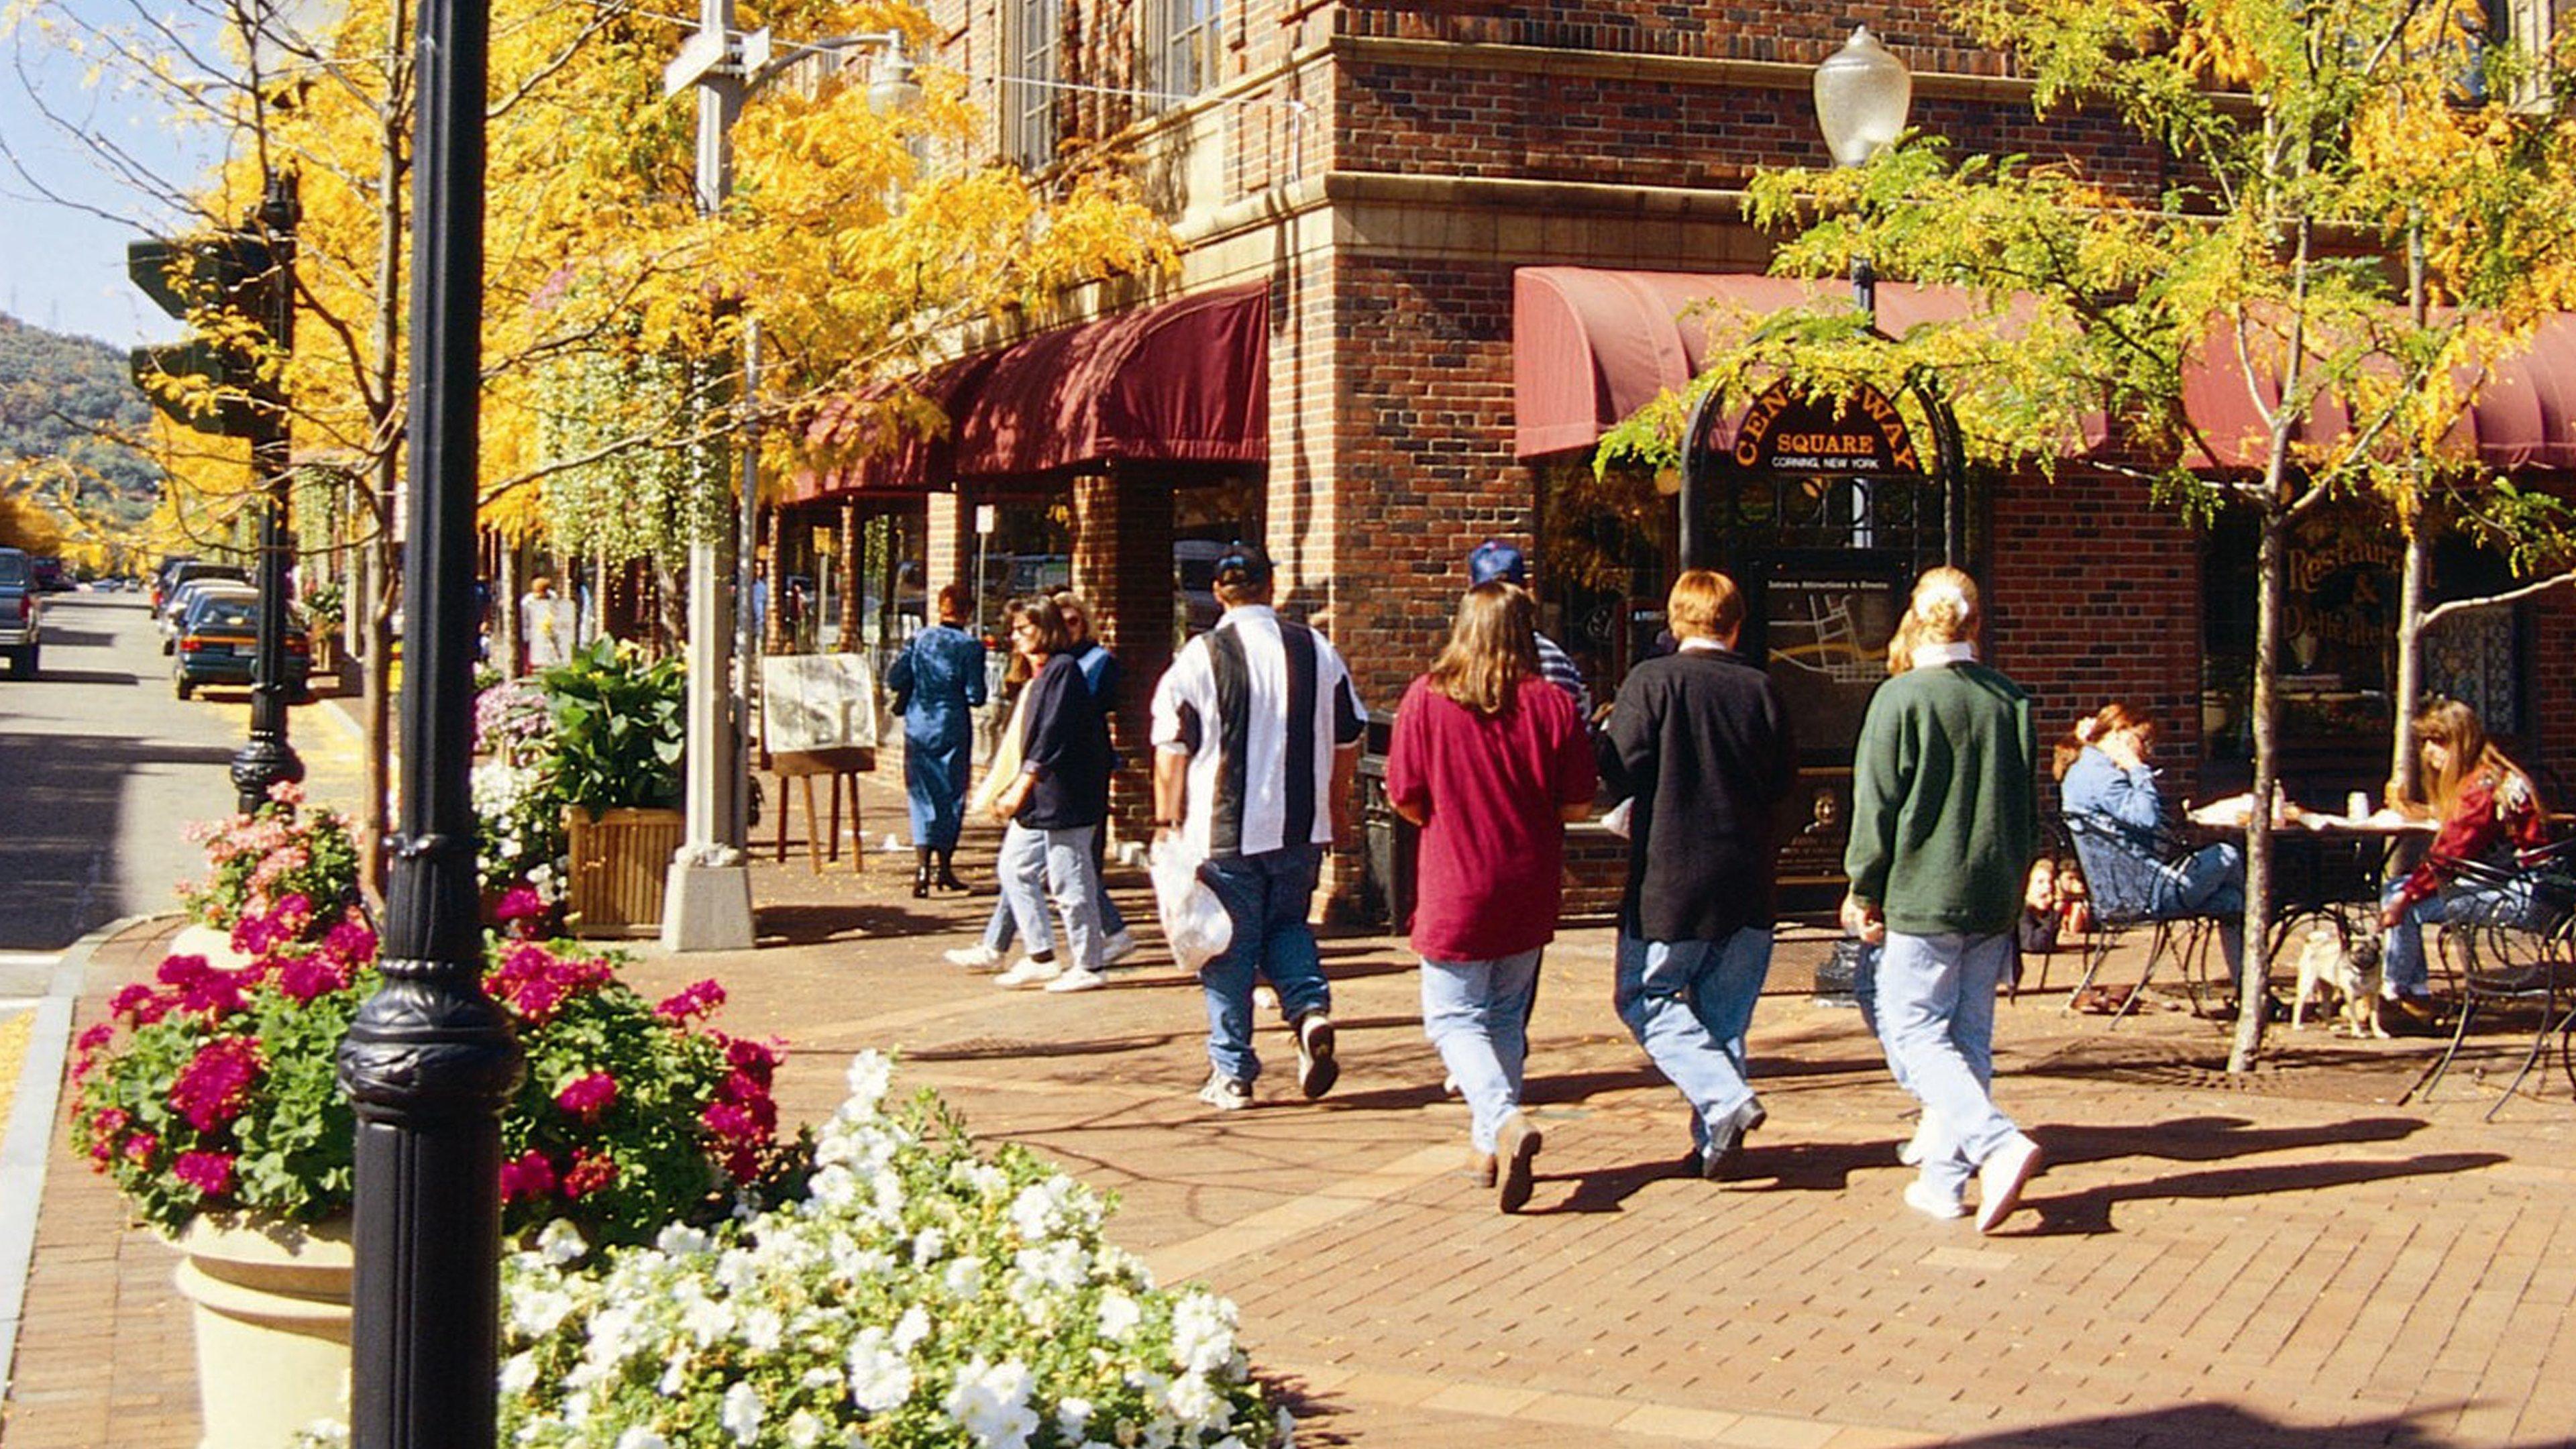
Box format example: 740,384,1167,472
925,490,968,612
1073,470,1175,847
837,499,861,648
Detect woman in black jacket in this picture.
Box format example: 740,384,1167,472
986,596,1116,992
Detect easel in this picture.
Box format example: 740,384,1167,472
771,746,875,872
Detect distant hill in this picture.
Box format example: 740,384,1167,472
0,312,165,544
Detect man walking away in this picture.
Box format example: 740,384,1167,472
1597,570,1797,1179
1149,543,1366,1111
1841,566,2044,1234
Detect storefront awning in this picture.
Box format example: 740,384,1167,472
1515,266,2576,472
792,352,999,502
953,281,1269,481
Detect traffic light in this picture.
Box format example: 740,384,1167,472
127,230,286,439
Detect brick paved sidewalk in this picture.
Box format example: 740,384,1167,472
11,775,2576,1448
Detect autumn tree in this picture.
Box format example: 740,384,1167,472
1607,0,2576,1070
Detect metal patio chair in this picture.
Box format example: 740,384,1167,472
2410,837,2576,1118
2061,812,2226,1026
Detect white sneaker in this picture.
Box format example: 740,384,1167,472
1100,929,1140,965
1044,967,1107,993
1898,1110,1941,1167
994,956,1064,989
945,943,1005,971
1252,984,1280,1012
1904,1178,1968,1221
1975,1133,2044,1234
1195,1071,1252,1112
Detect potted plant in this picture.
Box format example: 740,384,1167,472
475,676,574,932
170,782,362,969
69,859,790,1446
491,1053,1287,1449
540,638,688,935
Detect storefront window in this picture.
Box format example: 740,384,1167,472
1172,474,1261,647
1532,459,1676,693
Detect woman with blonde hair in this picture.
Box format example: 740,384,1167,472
1386,582,1596,1212
2377,698,2551,1023
1843,566,2044,1232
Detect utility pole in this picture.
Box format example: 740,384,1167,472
335,0,525,1435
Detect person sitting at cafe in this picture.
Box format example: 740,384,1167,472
2377,698,2552,1026
2054,702,2246,981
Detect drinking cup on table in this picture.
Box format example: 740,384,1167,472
2348,790,2371,820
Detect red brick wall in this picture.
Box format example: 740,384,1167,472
1071,472,1176,844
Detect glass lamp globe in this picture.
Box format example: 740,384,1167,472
867,39,924,117
1813,25,1913,167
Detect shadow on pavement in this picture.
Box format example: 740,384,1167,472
16,669,141,686
2020,1149,2508,1237
0,732,237,950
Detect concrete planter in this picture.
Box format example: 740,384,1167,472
166,1214,352,1448
565,805,686,937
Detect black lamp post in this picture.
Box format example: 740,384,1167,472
334,0,524,1438
232,172,307,816
1811,25,1913,323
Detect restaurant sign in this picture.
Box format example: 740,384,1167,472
1730,380,1919,476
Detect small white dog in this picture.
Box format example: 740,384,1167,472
2288,920,2387,1038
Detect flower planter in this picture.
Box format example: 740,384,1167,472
564,805,685,937
166,1214,352,1449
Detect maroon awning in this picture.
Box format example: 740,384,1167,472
792,352,1000,502
953,282,1269,480
1515,266,2576,473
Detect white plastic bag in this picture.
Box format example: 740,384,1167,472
1601,797,1634,840
1149,835,1233,975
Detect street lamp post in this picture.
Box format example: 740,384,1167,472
661,11,918,951
334,0,525,1436
1811,24,1913,322
231,173,308,814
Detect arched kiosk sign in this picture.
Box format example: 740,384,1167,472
1676,377,1961,915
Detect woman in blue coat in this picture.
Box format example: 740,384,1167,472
885,584,987,897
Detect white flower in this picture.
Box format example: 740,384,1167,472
655,1223,712,1257
613,1431,669,1449
786,1409,826,1448
909,1228,946,1266
890,1305,932,1353
1171,1292,1236,1377
535,1212,590,1258
843,1051,894,1112
845,1328,916,1413
942,1255,985,1297
1055,1397,1095,1436
498,1352,539,1397
1166,1372,1222,1429
684,1295,736,1347
1096,1291,1141,1342
1276,1404,1297,1448
809,1165,861,1210
506,1285,576,1340
942,1357,1038,1449
744,1307,785,1354
720,1381,763,1445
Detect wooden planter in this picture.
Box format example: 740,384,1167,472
565,805,685,937
168,1214,353,1449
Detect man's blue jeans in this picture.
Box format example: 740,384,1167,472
1876,930,2020,1197
1420,949,1543,1153
1613,926,1770,1150
1198,845,1329,1085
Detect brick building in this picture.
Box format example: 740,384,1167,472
773,1,2576,919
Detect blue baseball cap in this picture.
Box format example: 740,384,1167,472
1212,541,1273,589
1468,540,1527,587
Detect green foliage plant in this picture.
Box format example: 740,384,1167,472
539,637,687,815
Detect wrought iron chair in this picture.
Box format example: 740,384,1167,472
2061,812,2226,1025
2410,837,2576,1118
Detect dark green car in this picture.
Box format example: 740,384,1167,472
173,596,312,700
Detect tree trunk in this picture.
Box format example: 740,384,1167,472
2230,506,2288,1073
2392,527,2429,804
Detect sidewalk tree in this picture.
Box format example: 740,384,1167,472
11,0,1169,881
1603,0,2576,1071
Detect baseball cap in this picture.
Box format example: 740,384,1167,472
1212,541,1273,589
1467,540,1527,587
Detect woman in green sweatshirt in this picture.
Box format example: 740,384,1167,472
1841,567,2044,1234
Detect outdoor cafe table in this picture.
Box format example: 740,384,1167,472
2182,798,2436,925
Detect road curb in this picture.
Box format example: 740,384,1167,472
0,912,174,1402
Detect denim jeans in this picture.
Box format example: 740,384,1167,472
981,849,1128,957
1849,939,1915,1098
1613,926,1771,1150
1197,845,1330,1085
2380,876,2538,998
1420,949,1543,1153
996,821,1104,971
2149,841,2247,974
1875,930,2019,1197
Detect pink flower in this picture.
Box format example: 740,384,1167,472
553,1072,619,1122
274,953,353,1004
122,1132,158,1163
494,886,547,923
722,1035,780,1086
323,917,378,966
498,1150,558,1203
108,983,170,1027
168,1037,262,1132
702,1100,758,1142
485,942,612,1027
655,979,725,1024
266,780,305,806
559,1150,618,1200
172,1150,237,1197
156,955,254,1018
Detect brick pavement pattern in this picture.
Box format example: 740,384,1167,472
10,790,2576,1448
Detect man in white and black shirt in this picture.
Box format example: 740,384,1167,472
1150,542,1366,1112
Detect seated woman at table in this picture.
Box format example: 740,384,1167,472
2055,702,2247,979
2377,698,2552,1024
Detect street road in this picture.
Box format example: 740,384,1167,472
0,592,349,952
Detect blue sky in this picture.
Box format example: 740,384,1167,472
2,0,225,347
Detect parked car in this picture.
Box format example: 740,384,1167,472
172,596,311,700
0,547,40,677
162,580,257,653
28,557,71,593
154,560,245,619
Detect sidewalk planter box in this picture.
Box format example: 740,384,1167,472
166,1214,352,1449
566,805,684,936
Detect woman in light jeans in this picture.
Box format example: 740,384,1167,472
1385,584,1595,1212
985,596,1116,992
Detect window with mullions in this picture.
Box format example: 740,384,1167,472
1158,0,1222,102
1008,0,1062,170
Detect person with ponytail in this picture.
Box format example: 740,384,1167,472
2377,699,2551,1024
1842,566,2044,1234
2055,701,2248,983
